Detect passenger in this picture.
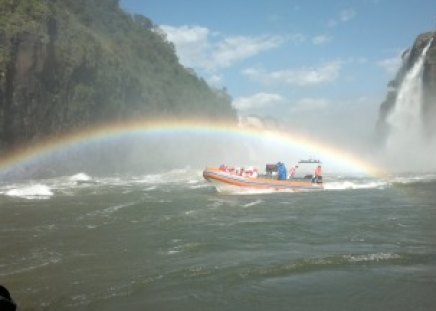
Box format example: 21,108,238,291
314,165,322,183
245,166,253,177
277,162,287,180
252,168,258,178
289,165,298,178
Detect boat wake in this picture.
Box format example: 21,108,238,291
324,180,388,190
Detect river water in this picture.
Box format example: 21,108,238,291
1,169,435,310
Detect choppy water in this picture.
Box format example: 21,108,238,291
1,169,436,310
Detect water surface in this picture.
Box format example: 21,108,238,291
1,170,435,310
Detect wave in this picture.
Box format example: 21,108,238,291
0,249,61,277
214,184,299,195
238,252,404,280
130,167,203,185
389,173,436,185
242,199,263,207
342,253,401,263
213,178,387,194
160,252,406,283
324,180,388,190
7,169,428,196
4,184,54,199
69,172,92,182
86,202,137,218
0,173,96,196
0,168,204,195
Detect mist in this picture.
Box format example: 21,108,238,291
376,38,436,173
3,34,436,180
0,123,375,181
234,36,436,176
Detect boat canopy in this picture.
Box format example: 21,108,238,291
298,159,321,164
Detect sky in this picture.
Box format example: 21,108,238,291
120,0,436,149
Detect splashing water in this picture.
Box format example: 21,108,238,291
385,38,434,171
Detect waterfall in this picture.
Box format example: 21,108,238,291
384,38,434,171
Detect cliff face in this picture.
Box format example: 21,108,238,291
0,0,236,149
376,32,436,141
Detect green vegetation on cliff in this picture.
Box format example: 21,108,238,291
0,0,236,148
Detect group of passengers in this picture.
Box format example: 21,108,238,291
218,165,258,178
219,163,322,183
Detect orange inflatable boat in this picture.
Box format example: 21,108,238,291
203,161,323,192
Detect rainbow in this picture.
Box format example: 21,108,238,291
0,118,386,178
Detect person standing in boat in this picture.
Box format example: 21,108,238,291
277,162,288,180
314,165,322,183
289,165,298,178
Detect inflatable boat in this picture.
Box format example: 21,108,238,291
203,161,323,192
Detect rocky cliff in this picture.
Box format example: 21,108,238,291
0,0,236,150
376,31,436,141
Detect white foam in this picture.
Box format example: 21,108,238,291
87,202,136,217
5,184,53,199
132,167,203,185
243,200,263,207
167,250,181,255
189,183,211,189
214,183,296,195
390,174,436,184
343,253,401,263
324,180,387,190
69,172,92,182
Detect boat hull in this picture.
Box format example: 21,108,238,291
203,167,323,192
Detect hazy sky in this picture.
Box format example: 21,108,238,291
120,0,435,146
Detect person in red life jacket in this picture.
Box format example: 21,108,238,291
314,165,322,183
290,165,298,178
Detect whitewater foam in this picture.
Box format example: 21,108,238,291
343,253,401,263
131,167,202,185
242,200,263,207
86,202,137,217
69,172,92,182
5,184,54,199
324,180,387,190
390,174,436,184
